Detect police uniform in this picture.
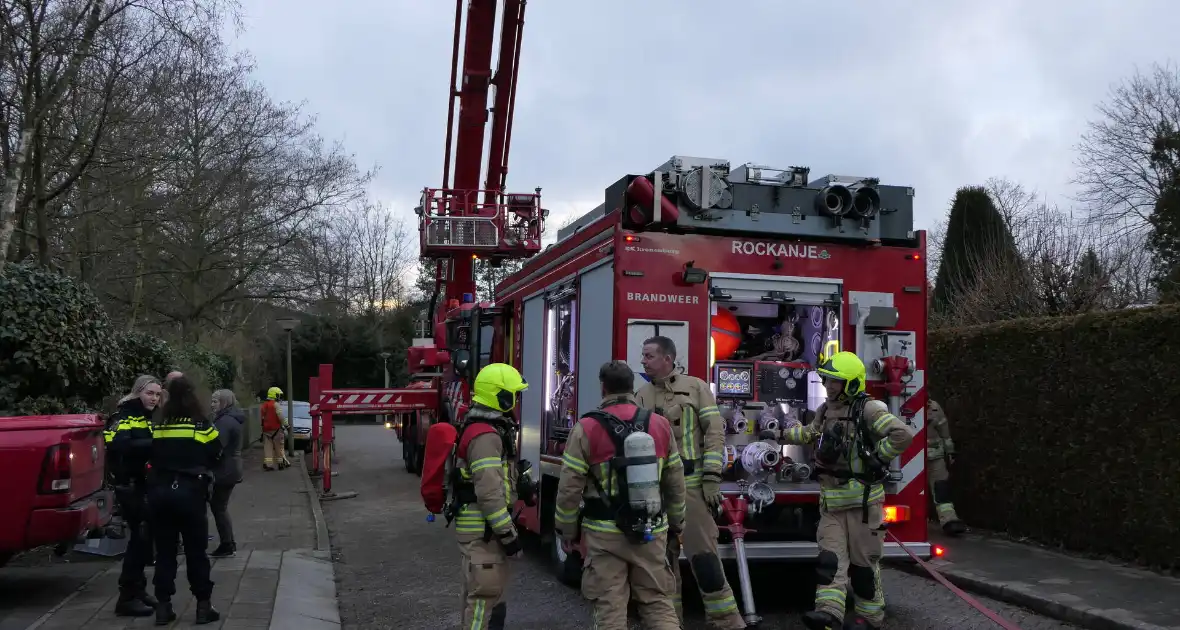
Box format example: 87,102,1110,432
781,352,914,630
452,364,529,630
636,373,745,629
926,400,966,535
105,399,159,617
145,416,223,625
554,393,686,630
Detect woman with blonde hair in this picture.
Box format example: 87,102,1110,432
106,374,163,617
208,389,245,557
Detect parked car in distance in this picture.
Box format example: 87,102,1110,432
289,401,312,453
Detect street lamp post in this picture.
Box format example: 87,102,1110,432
277,317,300,456
378,351,391,425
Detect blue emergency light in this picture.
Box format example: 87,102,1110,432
462,292,474,304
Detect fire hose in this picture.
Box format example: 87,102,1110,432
885,531,1025,630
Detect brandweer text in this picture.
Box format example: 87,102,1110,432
626,292,700,304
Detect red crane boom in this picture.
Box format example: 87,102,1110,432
418,0,544,314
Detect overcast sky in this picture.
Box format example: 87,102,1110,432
226,0,1178,244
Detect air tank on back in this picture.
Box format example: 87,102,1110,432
623,430,663,533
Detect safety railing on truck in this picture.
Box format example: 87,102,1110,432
415,187,546,258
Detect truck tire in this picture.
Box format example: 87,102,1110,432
551,534,583,588
403,422,421,474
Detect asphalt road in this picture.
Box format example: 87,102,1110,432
323,424,1077,630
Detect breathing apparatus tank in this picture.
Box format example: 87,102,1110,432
623,429,662,542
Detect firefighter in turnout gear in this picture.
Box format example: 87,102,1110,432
927,400,966,536
636,336,746,630
555,361,686,630
780,351,914,630
452,363,529,630
259,387,288,470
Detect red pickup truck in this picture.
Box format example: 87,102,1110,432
0,414,113,567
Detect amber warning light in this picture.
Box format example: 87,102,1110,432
882,505,911,523
624,234,641,243
905,253,921,261
933,545,946,558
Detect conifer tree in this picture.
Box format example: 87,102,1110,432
932,186,1023,318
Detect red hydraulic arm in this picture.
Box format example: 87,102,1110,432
417,0,545,323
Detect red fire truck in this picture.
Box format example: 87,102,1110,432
474,155,932,621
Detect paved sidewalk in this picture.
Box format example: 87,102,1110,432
897,525,1180,630
24,448,339,630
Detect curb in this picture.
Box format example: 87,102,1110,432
297,452,331,553
892,561,1172,630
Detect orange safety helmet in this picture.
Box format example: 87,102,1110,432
711,308,742,361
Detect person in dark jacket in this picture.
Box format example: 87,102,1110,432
143,376,223,625
105,375,164,617
208,389,244,558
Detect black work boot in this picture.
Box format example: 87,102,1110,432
210,542,236,558
943,519,967,536
195,599,221,625
155,601,176,626
488,602,506,630
801,610,842,630
843,615,880,630
114,592,153,617
137,590,159,608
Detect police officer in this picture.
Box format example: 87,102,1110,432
452,363,529,630
554,361,685,630
781,351,914,630
106,375,164,617
144,375,224,625
636,336,746,629
927,400,966,535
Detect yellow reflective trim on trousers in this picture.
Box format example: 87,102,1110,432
816,587,846,605
582,518,669,535
703,594,739,615
555,506,578,525
562,451,588,474
470,456,500,473
821,481,885,510
469,598,485,630
685,469,702,489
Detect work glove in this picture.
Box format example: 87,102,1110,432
701,473,723,509
498,532,522,557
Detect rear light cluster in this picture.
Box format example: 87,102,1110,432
39,443,72,494
882,505,911,524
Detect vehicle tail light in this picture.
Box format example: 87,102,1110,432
933,544,946,558
882,504,910,524
39,443,72,494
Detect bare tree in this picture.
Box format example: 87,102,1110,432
1073,62,1180,235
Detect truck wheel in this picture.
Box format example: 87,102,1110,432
404,427,421,474
0,552,12,568
551,535,583,588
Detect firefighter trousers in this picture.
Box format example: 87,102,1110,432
814,503,885,627
262,431,288,469
581,529,680,630
927,457,961,526
667,488,745,629
148,477,214,602
458,537,508,630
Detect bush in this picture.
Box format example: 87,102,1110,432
115,331,177,387
0,263,121,414
175,345,235,391
929,304,1180,571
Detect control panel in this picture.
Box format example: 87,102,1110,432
756,361,811,404
715,362,754,398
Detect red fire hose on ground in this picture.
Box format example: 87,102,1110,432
886,531,1025,630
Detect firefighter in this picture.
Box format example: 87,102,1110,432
106,375,164,617
554,361,685,630
927,400,966,536
452,363,529,630
259,387,288,471
636,336,746,630
780,351,914,630
132,375,224,625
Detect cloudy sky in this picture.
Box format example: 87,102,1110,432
226,0,1178,245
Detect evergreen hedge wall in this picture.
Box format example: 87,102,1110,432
929,304,1180,571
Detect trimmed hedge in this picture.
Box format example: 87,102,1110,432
929,304,1180,571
